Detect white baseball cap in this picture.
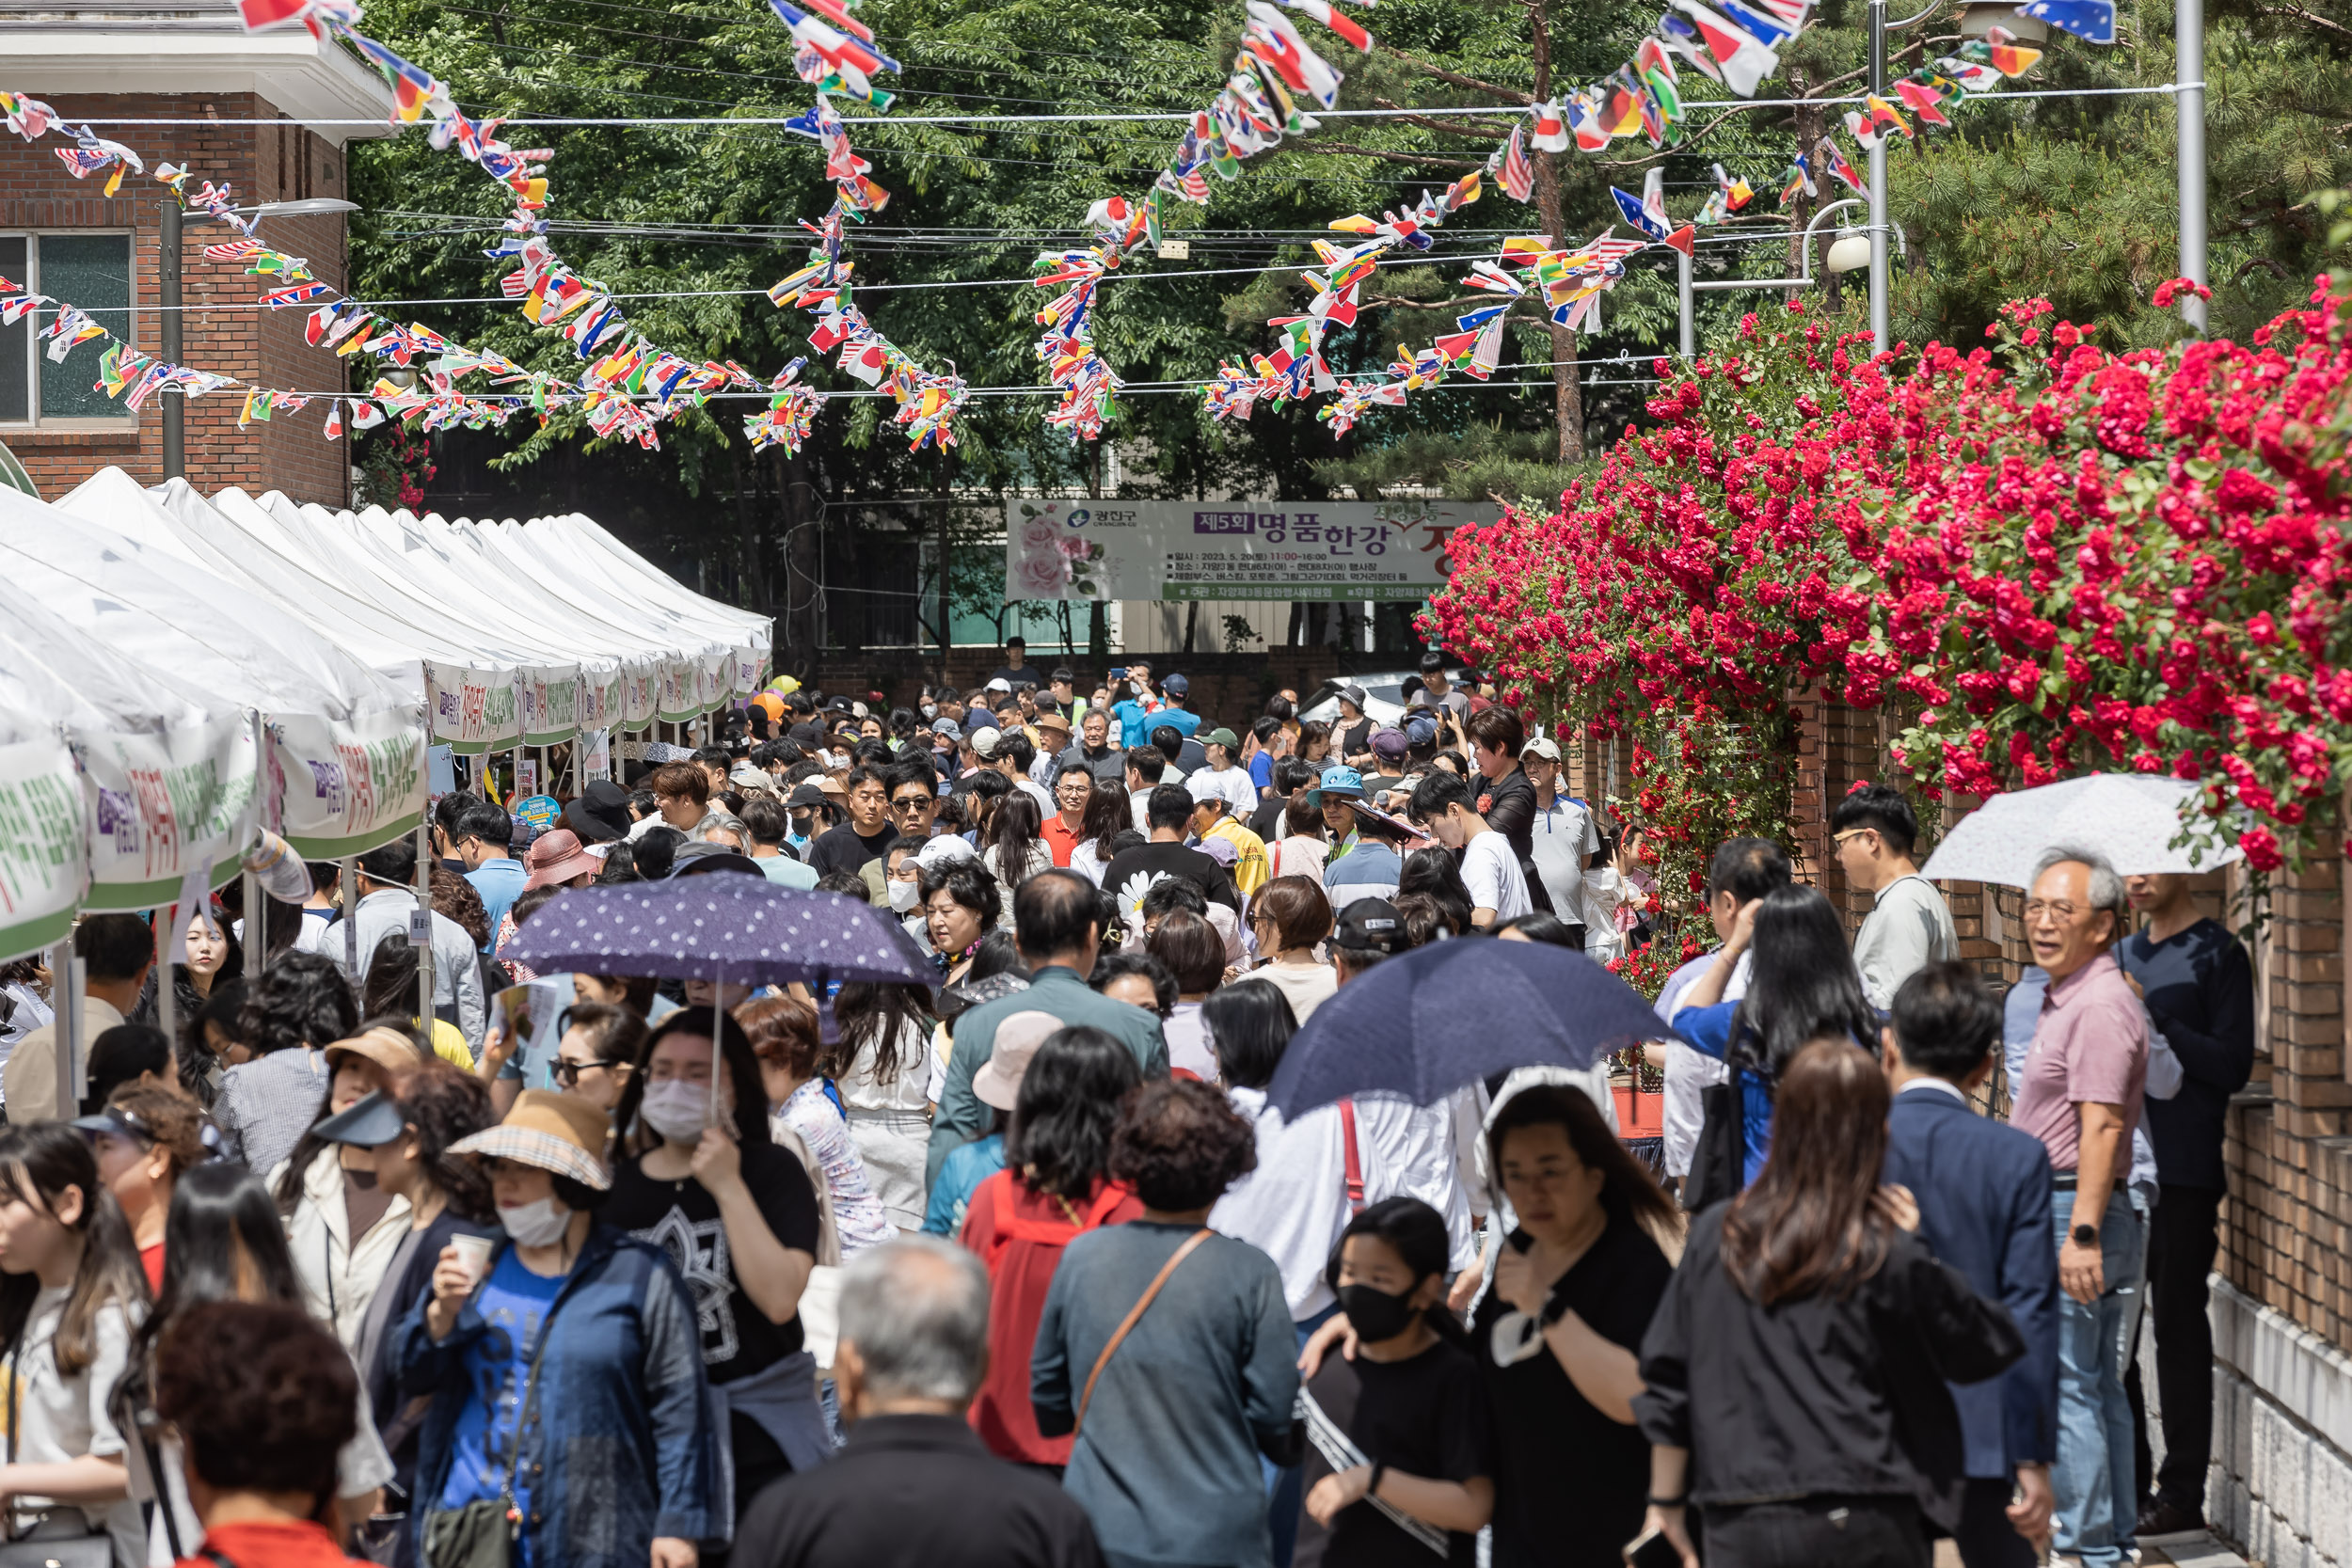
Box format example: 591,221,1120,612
1520,736,1563,762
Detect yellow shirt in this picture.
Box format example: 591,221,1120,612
420,1018,475,1069
1207,816,1270,898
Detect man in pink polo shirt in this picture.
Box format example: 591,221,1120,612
2010,846,2147,1568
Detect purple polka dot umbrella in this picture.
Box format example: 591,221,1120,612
506,878,932,988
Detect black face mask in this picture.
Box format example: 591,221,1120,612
1338,1282,1422,1343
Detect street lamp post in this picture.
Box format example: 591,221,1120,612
1868,0,1890,357
2177,0,2207,332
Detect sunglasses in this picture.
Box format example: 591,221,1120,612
551,1058,620,1088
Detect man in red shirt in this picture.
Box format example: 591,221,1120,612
1041,761,1094,867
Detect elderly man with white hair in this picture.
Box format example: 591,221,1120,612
2010,846,2148,1568
734,1236,1104,1567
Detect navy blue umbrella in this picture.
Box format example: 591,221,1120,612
1266,937,1690,1118
506,878,931,988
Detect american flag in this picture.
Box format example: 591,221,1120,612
1501,124,1534,202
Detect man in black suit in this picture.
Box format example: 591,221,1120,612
736,1237,1103,1568
1882,961,2062,1568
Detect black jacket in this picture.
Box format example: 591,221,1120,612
1631,1201,2024,1533
734,1413,1104,1568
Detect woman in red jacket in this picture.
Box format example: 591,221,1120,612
958,1022,1144,1473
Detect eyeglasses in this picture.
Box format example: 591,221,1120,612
2023,899,2083,923
1832,829,1875,847
889,797,933,813
550,1058,615,1088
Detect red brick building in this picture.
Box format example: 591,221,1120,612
0,0,391,502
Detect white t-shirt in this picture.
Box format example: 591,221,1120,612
1164,1002,1218,1081
1527,798,1601,923
9,1286,141,1544
1655,949,1748,1178
1458,831,1533,921
1199,766,1259,820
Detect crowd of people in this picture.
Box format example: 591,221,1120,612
0,643,2254,1568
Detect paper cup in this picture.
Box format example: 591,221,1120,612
449,1233,496,1286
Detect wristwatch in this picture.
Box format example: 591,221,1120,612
2071,1223,2100,1246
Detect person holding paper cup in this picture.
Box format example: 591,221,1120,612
401,1089,717,1568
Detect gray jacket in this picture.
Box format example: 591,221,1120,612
343,889,488,1047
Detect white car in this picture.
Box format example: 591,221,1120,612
1297,672,1419,729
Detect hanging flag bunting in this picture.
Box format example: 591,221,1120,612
1815,135,1864,195
2015,0,2115,40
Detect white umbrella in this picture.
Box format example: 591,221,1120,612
1919,774,2243,889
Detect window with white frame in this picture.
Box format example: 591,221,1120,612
0,232,135,425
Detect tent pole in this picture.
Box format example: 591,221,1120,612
342,857,360,974
243,708,266,977
154,909,176,1060
412,821,436,1041
60,944,87,1113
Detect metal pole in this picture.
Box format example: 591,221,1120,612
341,857,360,974
153,909,176,1060
159,200,183,481
1677,248,1694,358
1867,0,1890,357
65,952,87,1112
2176,0,2207,333
412,821,436,1038
242,709,265,978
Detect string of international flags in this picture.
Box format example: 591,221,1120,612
0,0,2115,455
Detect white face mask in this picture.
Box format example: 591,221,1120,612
920,705,937,721
499,1196,571,1249
888,879,920,913
641,1078,716,1145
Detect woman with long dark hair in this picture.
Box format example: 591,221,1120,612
361,936,479,1069
823,982,936,1232
0,1123,148,1565
113,1162,395,1564
1068,780,1132,888
1397,848,1473,938
1296,1196,1494,1566
1669,882,1881,1190
1631,1041,2024,1568
603,1010,827,1521
958,1023,1145,1470
983,789,1052,891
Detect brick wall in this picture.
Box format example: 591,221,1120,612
1782,687,2352,1556
0,92,353,504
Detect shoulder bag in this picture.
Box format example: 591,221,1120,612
0,1326,113,1568
1683,1080,1742,1213
422,1302,559,1568
1072,1228,1214,1437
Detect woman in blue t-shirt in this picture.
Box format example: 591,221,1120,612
1667,884,1879,1192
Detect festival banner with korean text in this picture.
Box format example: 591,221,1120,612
1005,499,1499,603
0,733,90,959
272,705,430,861
77,712,256,912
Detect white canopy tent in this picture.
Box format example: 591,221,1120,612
0,482,427,869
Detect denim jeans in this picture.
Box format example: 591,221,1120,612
2052,1187,2144,1567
